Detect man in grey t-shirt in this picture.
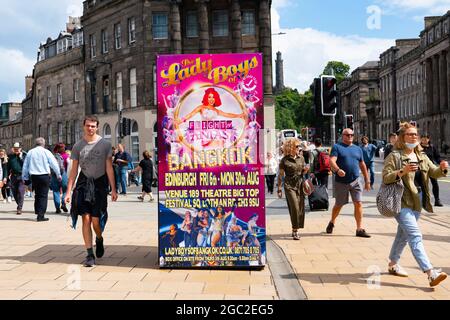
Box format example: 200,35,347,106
71,138,112,179
65,116,118,267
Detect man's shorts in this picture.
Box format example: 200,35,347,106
76,187,108,218
334,179,362,206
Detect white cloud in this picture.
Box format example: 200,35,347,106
7,91,26,103
271,7,394,93
377,0,450,15
0,48,35,102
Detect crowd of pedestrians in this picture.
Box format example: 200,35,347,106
270,123,448,288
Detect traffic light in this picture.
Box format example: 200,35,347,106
122,117,131,137
310,78,322,116
321,75,338,116
345,114,354,130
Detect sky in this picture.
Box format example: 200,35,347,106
0,0,449,102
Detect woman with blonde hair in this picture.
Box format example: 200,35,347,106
382,122,448,287
277,138,309,240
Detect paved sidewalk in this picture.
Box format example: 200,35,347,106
1,192,450,300
268,196,450,300
0,194,276,300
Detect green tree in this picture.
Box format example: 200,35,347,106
275,88,300,130
322,61,350,85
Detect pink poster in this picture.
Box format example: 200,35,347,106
157,53,265,268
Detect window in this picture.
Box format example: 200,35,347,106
103,77,110,112
38,125,41,138
186,11,198,38
152,13,168,39
130,68,137,108
57,122,63,143
57,84,63,106
57,39,68,54
114,23,122,49
73,32,84,48
47,124,52,146
73,79,80,102
66,121,71,145
242,10,255,35
103,124,111,142
101,29,109,54
128,17,136,44
38,89,42,110
369,88,375,98
90,34,97,59
213,10,229,37
74,120,81,142
116,72,123,110
130,121,139,162
47,86,52,108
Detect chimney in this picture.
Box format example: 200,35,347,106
66,16,81,33
25,76,34,95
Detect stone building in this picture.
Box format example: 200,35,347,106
0,103,22,125
338,61,380,139
420,14,450,150
33,18,86,150
379,39,421,140
22,90,34,151
378,12,450,149
0,112,23,151
81,0,275,163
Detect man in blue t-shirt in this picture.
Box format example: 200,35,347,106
360,136,377,189
326,128,371,238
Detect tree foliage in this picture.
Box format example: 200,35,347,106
274,61,349,133
322,61,350,85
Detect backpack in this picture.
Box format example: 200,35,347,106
317,150,331,173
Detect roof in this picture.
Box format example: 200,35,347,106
361,61,379,68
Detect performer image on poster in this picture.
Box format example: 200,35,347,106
181,211,195,247
178,88,245,124
195,209,210,247
209,204,235,247
161,224,182,248
226,214,245,248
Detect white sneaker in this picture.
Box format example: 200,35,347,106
7,196,12,203
428,269,447,287
388,264,409,277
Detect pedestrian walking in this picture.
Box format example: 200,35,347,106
326,128,371,238
50,143,69,213
360,136,377,189
264,152,277,194
0,152,4,195
310,138,331,188
277,138,308,240
114,144,132,195
8,143,28,213
382,122,448,287
112,146,120,192
0,149,12,204
65,116,118,267
133,151,155,202
383,133,398,160
420,134,443,207
22,138,61,221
